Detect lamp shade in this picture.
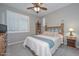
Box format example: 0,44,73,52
69,28,74,32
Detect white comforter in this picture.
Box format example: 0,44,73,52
23,35,63,56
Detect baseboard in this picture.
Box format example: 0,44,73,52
8,40,24,46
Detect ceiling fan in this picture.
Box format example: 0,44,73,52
27,3,47,13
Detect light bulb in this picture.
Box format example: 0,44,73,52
34,7,40,12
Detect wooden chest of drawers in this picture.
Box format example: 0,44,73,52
0,33,7,56
67,36,76,48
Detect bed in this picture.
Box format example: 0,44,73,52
23,23,64,56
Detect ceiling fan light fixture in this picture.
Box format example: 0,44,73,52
27,3,47,13
34,7,40,13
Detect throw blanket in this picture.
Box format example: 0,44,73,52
31,36,54,48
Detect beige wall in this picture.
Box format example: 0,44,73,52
43,3,79,35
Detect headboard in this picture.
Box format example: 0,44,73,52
45,23,64,36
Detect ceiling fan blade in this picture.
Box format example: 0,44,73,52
27,7,34,9
40,7,47,10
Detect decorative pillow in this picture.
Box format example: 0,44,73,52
42,31,49,35
42,31,58,37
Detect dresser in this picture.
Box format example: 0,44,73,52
67,36,76,48
0,33,7,56
0,24,7,56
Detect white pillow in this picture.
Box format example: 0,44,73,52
42,31,58,37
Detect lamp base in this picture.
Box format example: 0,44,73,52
70,32,73,36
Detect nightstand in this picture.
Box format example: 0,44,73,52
67,36,76,48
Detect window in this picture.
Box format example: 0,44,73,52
6,10,30,33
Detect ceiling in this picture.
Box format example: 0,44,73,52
3,3,71,17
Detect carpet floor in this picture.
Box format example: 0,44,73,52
6,43,79,56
